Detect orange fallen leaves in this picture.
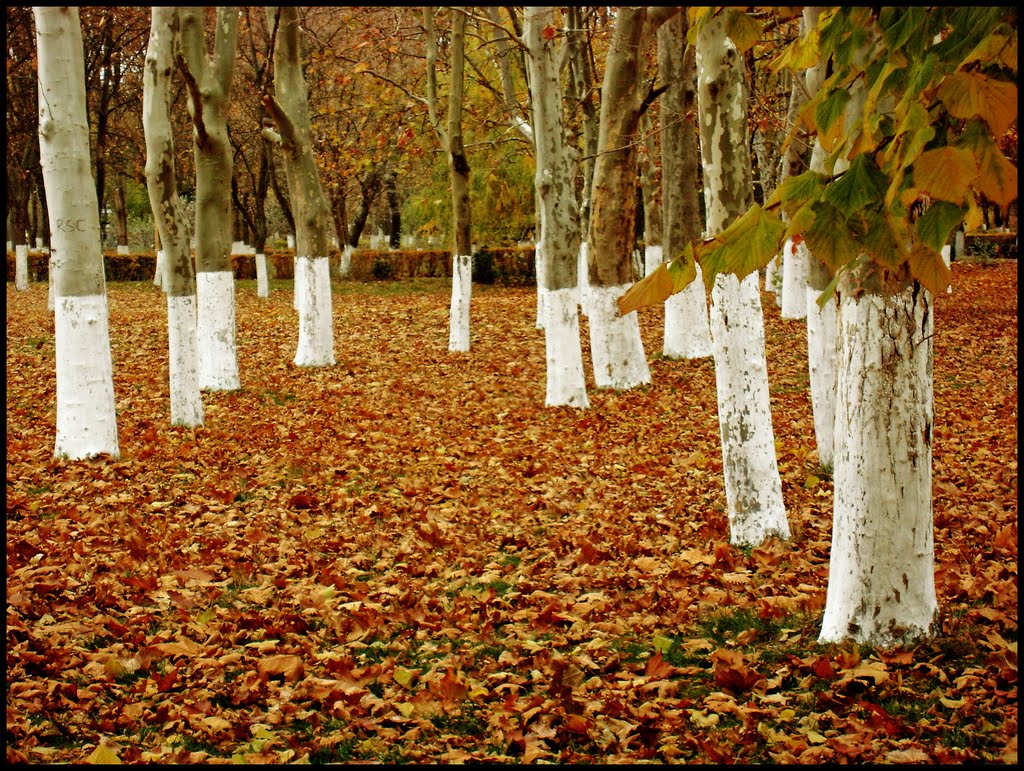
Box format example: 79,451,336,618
5,262,1017,763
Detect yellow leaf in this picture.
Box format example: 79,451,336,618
652,635,674,653
85,738,121,765
907,244,952,295
397,702,416,717
804,474,820,490
617,262,675,316
394,666,418,688
938,71,1017,136
913,147,978,204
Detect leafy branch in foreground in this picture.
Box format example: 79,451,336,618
618,6,1017,317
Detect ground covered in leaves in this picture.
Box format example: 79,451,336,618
6,260,1018,764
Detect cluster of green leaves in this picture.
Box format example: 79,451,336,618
620,7,1017,315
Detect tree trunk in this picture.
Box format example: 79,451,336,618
178,7,241,391
424,7,472,352
696,11,787,547
386,168,401,249
143,6,203,428
35,6,119,459
524,6,589,408
819,281,937,645
586,7,652,390
265,6,335,368
112,172,130,254
657,12,712,360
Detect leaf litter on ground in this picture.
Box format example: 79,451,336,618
5,261,1017,764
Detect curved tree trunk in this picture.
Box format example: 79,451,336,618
524,6,589,408
264,6,335,368
178,7,241,391
586,7,652,390
35,6,119,459
696,11,787,547
657,12,712,360
143,6,204,428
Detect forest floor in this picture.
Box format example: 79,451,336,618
5,259,1017,764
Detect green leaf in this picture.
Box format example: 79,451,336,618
803,202,863,273
770,171,827,219
825,154,890,217
696,205,787,291
814,87,852,141
916,201,968,251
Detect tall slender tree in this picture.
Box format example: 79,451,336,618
263,6,336,367
523,6,589,408
178,6,241,391
696,9,789,546
143,7,204,427
656,11,713,360
34,5,119,459
423,6,473,352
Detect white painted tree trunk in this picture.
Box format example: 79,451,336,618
663,265,714,360
588,284,651,389
577,241,590,318
540,288,589,408
255,252,269,297
15,244,29,290
535,242,545,329
523,6,589,408
780,238,809,319
35,6,119,459
806,287,838,470
448,254,472,352
643,244,662,277
166,295,203,426
710,274,789,545
143,6,204,427
340,244,353,280
293,256,335,366
196,272,240,391
819,284,937,645
697,11,787,546
765,255,782,304
116,244,130,256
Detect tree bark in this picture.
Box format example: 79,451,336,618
264,6,336,368
178,6,241,391
424,7,473,352
657,12,712,360
696,11,787,546
523,6,589,408
585,7,657,390
143,6,204,427
35,6,120,459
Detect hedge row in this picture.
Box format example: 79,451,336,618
5,246,539,285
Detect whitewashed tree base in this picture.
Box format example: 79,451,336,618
577,242,590,317
15,244,29,290
540,287,589,408
196,271,241,391
54,294,120,459
819,285,937,646
806,287,838,470
294,255,335,366
780,238,808,320
449,254,472,352
588,283,651,390
256,253,269,298
710,272,788,546
116,245,130,256
154,250,166,288
664,263,713,359
166,294,204,426
644,244,663,277
339,245,354,280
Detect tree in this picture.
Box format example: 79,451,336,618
423,6,473,352
34,6,119,459
695,9,789,547
655,11,712,360
177,6,241,391
263,6,336,368
143,7,204,428
622,7,1017,646
523,6,589,408
585,7,670,390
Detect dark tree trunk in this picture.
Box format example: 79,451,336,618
386,169,400,249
